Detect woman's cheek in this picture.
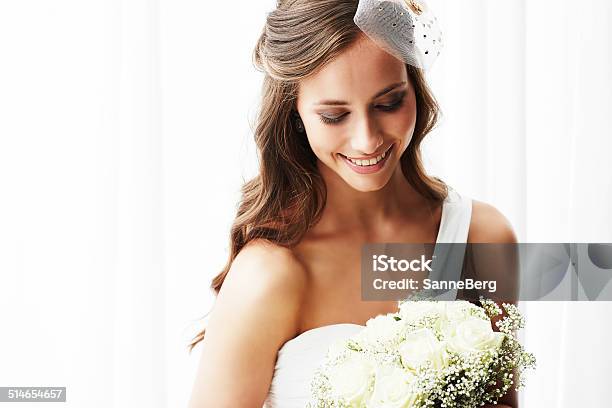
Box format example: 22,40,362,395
306,130,339,160
374,117,409,148
392,103,417,142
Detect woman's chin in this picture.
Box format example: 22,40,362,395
342,173,393,192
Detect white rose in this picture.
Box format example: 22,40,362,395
367,365,419,408
398,328,448,371
356,314,402,347
444,300,482,320
437,301,485,338
398,301,444,323
447,316,505,353
327,355,374,406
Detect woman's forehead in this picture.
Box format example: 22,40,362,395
298,36,408,106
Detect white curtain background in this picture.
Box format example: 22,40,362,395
0,0,610,407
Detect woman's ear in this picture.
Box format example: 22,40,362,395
292,110,305,133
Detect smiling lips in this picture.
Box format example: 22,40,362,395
339,144,394,174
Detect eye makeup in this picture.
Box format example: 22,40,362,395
317,90,407,125
319,113,348,125
374,90,407,112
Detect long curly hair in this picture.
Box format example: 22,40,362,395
188,0,447,352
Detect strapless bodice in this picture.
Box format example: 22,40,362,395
264,324,364,407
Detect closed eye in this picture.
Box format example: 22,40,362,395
318,91,407,125
319,113,349,125
375,93,406,111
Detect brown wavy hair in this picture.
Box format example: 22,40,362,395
188,0,447,352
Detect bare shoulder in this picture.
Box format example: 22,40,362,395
188,239,308,407
468,200,518,244
217,238,308,343
225,239,308,299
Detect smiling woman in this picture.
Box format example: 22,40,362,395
297,35,419,191
187,0,518,407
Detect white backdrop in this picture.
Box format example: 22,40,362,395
0,0,611,407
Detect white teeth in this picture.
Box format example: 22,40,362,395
349,154,382,166
345,146,391,166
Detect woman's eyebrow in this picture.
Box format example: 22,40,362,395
313,81,407,106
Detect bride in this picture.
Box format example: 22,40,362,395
188,0,518,407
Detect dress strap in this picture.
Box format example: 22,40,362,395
428,186,473,300
435,185,473,244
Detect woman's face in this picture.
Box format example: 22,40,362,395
296,34,417,192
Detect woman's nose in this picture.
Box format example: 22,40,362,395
350,114,383,155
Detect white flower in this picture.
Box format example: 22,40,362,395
447,316,505,354
398,301,444,323
443,300,483,320
356,314,402,347
309,301,535,408
398,328,448,371
327,355,374,406
437,301,486,338
367,365,419,408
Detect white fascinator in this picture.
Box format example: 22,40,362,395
354,0,444,71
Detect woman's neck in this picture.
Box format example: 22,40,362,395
312,161,431,237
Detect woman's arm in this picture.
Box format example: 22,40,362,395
188,240,307,408
468,201,520,408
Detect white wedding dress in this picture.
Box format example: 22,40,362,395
263,186,473,407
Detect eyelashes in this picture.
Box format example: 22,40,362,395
318,92,407,125
319,115,345,125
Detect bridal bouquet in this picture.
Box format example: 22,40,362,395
308,298,535,408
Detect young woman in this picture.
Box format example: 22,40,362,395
188,1,518,407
